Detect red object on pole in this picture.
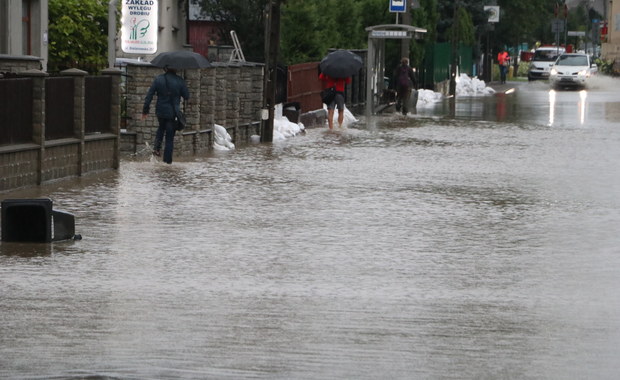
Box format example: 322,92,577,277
601,23,608,42
554,3,558,18
563,4,568,18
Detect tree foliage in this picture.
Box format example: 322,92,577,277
194,0,593,66
48,0,109,73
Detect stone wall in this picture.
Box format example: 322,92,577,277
0,55,42,74
0,65,121,192
122,61,264,156
0,145,40,190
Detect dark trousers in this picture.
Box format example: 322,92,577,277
499,64,508,83
154,117,176,164
396,86,412,115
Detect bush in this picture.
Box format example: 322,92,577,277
594,58,616,76
517,61,529,77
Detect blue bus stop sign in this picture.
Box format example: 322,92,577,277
389,0,406,13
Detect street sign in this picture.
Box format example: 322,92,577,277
389,0,406,13
371,30,409,38
484,6,500,23
121,0,159,54
551,19,565,33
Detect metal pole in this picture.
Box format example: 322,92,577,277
400,2,411,59
365,35,375,118
449,1,458,96
261,0,280,143
108,0,118,68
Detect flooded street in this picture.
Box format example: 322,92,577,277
2,79,620,379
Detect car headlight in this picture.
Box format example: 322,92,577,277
550,68,557,75
578,69,588,77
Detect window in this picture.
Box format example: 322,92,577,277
0,1,7,53
22,0,32,55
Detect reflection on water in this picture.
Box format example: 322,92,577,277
2,83,620,379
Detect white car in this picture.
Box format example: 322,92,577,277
549,53,597,89
527,46,565,81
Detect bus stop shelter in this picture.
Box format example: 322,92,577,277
365,24,427,116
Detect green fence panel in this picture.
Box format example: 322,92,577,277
422,43,473,89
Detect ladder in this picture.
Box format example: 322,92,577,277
229,30,246,63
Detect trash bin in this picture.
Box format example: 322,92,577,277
1,198,75,242
283,102,301,123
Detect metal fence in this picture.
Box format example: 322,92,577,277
0,78,33,146
45,77,75,140
286,60,366,114
1,74,114,146
85,76,112,134
422,42,473,89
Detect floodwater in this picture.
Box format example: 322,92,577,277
2,78,620,379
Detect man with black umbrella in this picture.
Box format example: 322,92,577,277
319,49,362,129
141,66,190,164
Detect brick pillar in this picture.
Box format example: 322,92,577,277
61,68,88,175
19,69,49,185
102,68,123,169
202,66,216,127
201,66,216,151
227,64,241,143
214,65,227,125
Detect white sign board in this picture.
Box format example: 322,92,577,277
371,30,409,38
484,6,500,23
121,0,158,54
389,0,406,13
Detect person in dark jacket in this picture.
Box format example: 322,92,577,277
392,57,418,115
142,66,190,164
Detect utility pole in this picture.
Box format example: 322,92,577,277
261,0,281,143
400,1,411,58
449,1,458,97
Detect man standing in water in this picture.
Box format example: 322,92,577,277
393,57,418,116
142,66,190,164
319,72,351,129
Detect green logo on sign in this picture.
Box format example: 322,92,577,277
129,18,150,40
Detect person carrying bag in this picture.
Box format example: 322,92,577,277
141,66,190,164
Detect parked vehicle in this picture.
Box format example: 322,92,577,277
549,53,597,89
527,46,565,81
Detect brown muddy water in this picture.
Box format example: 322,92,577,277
2,79,620,379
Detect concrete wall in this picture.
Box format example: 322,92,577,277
0,0,48,70
0,54,42,73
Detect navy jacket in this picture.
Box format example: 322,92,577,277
142,72,190,119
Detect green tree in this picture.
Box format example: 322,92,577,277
280,1,326,64
494,0,557,50
48,0,108,73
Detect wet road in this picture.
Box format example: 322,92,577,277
2,78,620,379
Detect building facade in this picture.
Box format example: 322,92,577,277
0,0,48,70
114,0,189,63
602,0,620,69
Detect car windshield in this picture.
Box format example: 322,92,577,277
533,49,561,61
556,55,588,66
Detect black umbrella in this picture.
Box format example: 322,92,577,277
319,50,363,78
150,50,211,70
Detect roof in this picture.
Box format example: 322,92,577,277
365,24,427,34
